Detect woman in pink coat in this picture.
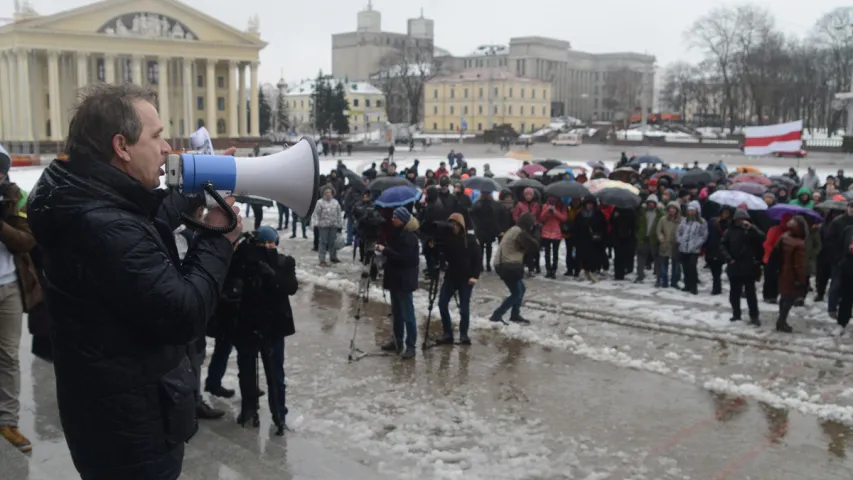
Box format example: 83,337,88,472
539,196,568,278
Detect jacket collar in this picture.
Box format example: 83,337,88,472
64,157,167,218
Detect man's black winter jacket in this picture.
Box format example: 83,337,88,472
27,158,233,480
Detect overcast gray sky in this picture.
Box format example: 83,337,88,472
5,0,849,85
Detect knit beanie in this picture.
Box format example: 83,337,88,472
393,207,411,224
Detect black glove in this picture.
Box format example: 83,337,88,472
257,261,276,278
280,255,296,273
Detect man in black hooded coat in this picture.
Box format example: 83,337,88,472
27,84,238,480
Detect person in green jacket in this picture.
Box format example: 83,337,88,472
789,186,814,209
634,194,665,284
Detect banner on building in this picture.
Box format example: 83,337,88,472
742,120,803,156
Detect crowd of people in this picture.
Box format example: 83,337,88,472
311,153,853,344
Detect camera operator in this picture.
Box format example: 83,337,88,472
377,207,420,359
435,214,481,345
420,185,452,275
229,226,298,432
351,190,376,264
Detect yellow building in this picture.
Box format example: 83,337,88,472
424,69,551,134
285,79,388,134
0,0,266,151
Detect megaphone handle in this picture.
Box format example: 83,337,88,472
181,182,239,234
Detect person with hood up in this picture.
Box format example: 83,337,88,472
538,196,568,279
490,212,539,324
572,196,608,283
363,162,377,180
656,201,683,288
470,192,504,272
634,194,664,284
705,205,734,295
312,187,342,266
483,163,495,178
776,215,808,332
801,167,820,191
676,201,708,294
513,187,542,275
377,207,420,358
720,209,765,325
436,213,481,345
789,186,814,209
762,212,794,303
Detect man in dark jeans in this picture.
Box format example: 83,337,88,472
378,207,420,359
491,213,539,324
436,213,481,345
720,210,765,325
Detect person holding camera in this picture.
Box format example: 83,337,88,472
229,226,297,432
436,213,481,345
490,212,539,324
377,207,420,359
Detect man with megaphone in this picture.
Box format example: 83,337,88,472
27,83,242,480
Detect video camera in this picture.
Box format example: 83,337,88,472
421,220,456,248
356,207,386,243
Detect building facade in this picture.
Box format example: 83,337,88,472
0,0,266,152
331,3,440,81
423,70,551,134
453,36,655,123
285,79,388,134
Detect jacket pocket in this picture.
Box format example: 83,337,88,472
158,356,198,446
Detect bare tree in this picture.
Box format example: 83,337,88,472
375,47,441,125
660,61,696,120
602,67,643,127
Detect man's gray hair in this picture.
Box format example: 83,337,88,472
64,83,159,162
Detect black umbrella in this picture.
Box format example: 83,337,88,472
816,200,847,211
341,169,368,193
769,175,797,186
534,159,565,170
463,176,502,193
544,181,591,199
368,176,414,193
508,178,545,190
595,188,641,209
609,167,638,182
628,155,663,167
493,177,512,186
680,168,713,186
234,194,274,208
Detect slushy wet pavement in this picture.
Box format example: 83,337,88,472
5,145,853,479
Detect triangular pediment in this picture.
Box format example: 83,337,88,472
14,0,265,46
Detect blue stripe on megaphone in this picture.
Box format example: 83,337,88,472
180,154,237,194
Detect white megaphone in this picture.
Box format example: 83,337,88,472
165,137,320,233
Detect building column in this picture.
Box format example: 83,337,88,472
238,62,247,136
0,53,11,141
76,52,88,89
157,56,170,139
132,54,143,85
15,48,32,141
5,52,17,141
182,57,193,136
228,60,239,137
249,61,259,137
206,59,216,138
104,54,115,83
47,50,62,141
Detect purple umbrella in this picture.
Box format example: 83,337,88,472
587,160,610,174
729,182,766,196
766,204,823,223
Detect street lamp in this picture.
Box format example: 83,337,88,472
478,44,507,142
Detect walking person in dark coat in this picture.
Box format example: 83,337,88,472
26,84,241,480
609,207,636,281
435,213,481,345
705,206,734,295
720,209,765,325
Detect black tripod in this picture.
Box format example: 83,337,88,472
348,257,391,362
421,265,459,351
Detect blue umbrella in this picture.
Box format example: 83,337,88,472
374,186,422,207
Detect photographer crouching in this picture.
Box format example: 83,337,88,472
228,226,298,434
435,214,481,345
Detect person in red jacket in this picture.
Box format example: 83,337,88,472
434,162,449,179
762,212,793,303
539,197,568,278
513,188,542,275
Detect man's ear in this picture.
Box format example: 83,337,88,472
112,134,131,163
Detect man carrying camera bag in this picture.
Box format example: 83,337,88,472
490,212,539,325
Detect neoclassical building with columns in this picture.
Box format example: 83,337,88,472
0,0,266,152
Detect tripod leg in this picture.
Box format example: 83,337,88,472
422,272,440,350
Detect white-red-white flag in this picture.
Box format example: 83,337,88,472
742,120,803,156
